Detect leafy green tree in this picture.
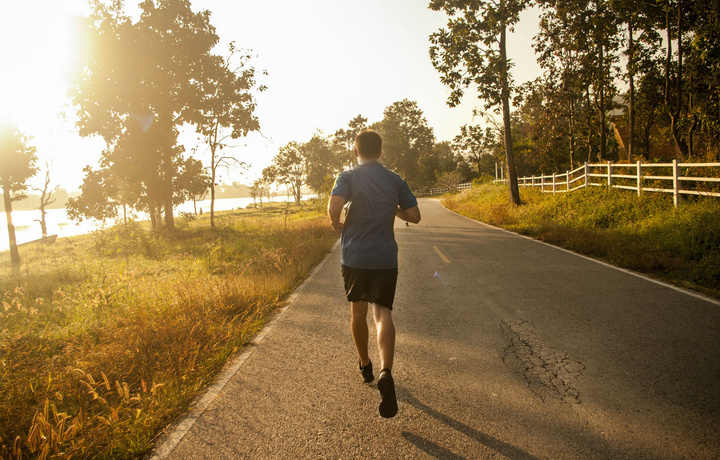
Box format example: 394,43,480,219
333,115,368,169
191,42,264,227
175,157,211,210
71,0,222,230
453,124,496,176
430,0,528,205
66,166,122,223
683,0,720,158
534,0,595,166
0,124,38,266
303,133,344,195
272,142,305,204
375,99,435,188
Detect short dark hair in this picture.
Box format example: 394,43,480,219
355,129,382,159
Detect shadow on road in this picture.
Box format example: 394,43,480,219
399,387,540,460
401,432,466,460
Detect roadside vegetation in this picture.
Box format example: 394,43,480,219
443,184,720,300
0,202,337,459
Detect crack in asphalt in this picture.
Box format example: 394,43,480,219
502,321,585,405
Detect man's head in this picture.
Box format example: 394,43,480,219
354,129,382,160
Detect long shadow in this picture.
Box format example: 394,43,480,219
401,432,466,460
399,387,540,460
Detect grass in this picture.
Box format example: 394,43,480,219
443,183,720,300
0,200,338,459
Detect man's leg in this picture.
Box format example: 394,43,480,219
350,301,370,367
372,304,395,371
373,303,398,418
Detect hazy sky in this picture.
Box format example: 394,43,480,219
0,0,541,191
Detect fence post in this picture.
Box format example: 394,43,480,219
636,160,642,197
541,174,545,192
566,171,570,191
553,173,556,194
607,161,613,188
673,159,679,207
584,162,589,188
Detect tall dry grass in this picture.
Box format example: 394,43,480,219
0,203,337,459
443,183,720,299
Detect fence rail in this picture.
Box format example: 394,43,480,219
418,182,471,197
510,160,720,207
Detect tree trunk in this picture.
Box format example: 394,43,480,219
628,21,635,160
3,188,20,266
665,1,689,158
568,98,576,168
210,153,217,228
598,45,606,163
209,121,218,228
499,19,521,205
586,86,594,163
39,203,48,237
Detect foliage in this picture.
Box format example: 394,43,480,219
443,183,720,298
190,42,264,227
70,0,227,230
0,124,37,200
0,124,38,265
0,205,337,459
271,142,306,204
429,0,527,205
374,99,436,188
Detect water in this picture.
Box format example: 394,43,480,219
0,196,301,252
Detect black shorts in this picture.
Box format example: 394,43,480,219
341,265,398,310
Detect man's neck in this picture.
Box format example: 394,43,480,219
358,157,377,165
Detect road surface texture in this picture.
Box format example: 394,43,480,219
152,198,719,459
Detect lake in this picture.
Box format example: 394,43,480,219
0,196,302,252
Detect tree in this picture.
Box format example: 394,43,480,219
452,124,496,176
31,161,59,237
0,124,38,266
272,142,305,204
333,115,368,169
303,133,344,195
191,42,264,227
66,166,122,223
250,178,266,208
375,99,435,188
71,0,222,230
430,0,528,205
175,157,211,214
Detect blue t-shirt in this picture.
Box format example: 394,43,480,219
331,161,418,269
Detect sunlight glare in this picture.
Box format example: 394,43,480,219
0,2,85,130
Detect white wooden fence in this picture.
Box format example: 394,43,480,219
509,160,720,207
418,182,472,197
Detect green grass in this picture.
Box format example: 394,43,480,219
443,184,720,300
0,200,337,459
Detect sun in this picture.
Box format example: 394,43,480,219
0,1,86,131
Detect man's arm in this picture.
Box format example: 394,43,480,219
327,194,347,233
396,205,421,224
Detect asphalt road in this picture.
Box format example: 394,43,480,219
152,198,720,459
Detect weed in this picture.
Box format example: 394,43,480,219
0,206,337,459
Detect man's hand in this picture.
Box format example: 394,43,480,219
395,205,421,224
327,194,347,233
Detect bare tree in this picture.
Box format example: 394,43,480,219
31,161,58,237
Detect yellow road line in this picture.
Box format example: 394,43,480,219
433,246,451,264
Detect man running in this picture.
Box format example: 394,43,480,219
327,129,421,418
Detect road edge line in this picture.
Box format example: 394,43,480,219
432,199,720,307
148,239,340,459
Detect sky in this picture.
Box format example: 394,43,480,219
0,0,542,192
